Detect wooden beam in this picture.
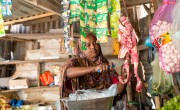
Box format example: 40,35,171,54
4,12,56,25
5,33,64,40
1,85,59,93
0,59,68,65
0,36,34,42
151,0,158,11
23,15,60,26
124,0,151,6
24,0,61,16
137,45,149,51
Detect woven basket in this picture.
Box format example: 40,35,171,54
61,96,114,110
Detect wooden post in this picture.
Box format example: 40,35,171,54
172,74,180,95
35,24,40,33
126,83,133,106
70,24,73,37
49,21,53,29
155,96,161,109
44,22,48,33
37,62,40,87
55,20,59,29
151,0,158,11
30,25,33,34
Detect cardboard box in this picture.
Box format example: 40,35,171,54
9,78,29,90
0,77,10,89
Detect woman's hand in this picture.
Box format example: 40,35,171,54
95,64,109,73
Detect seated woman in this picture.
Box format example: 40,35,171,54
60,32,126,109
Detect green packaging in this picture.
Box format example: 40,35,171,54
86,0,107,10
70,0,80,4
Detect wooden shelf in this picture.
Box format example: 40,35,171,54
0,58,68,65
1,85,59,93
2,33,80,41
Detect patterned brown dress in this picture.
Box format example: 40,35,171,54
59,51,120,109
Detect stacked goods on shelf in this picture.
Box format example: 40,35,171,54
9,38,66,89
25,39,68,60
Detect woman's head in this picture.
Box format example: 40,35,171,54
82,33,101,60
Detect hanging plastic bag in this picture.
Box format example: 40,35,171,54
171,1,180,52
149,0,175,41
39,71,54,86
144,36,154,48
149,53,173,95
149,0,180,74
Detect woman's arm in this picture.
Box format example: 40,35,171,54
66,67,95,78
117,82,125,94
66,64,109,79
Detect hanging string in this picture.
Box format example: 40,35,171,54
122,0,129,18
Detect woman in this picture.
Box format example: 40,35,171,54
60,33,125,109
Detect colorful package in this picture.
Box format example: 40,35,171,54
39,71,54,86
110,0,121,38
70,4,80,17
86,0,107,10
70,0,80,4
88,20,107,28
1,0,12,16
112,38,120,55
0,6,5,37
90,28,109,36
96,35,108,43
89,13,108,22
110,12,119,38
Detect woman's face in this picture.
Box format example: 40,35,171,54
83,35,100,60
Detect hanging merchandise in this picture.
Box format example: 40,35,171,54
1,0,12,16
148,53,173,96
110,0,121,38
69,0,80,23
112,38,120,55
144,36,154,48
0,3,5,37
80,0,109,45
118,16,143,93
149,0,180,74
61,0,71,54
61,0,77,55
171,1,180,52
